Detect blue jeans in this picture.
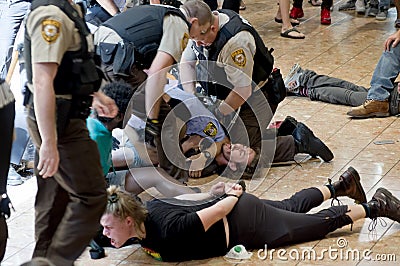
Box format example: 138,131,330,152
85,5,112,27
367,44,400,101
379,0,390,9
0,0,30,79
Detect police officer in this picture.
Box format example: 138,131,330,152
161,82,333,180
94,0,212,120
24,0,117,264
94,1,213,176
180,1,334,166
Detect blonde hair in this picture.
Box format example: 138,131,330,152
181,0,214,26
105,185,148,236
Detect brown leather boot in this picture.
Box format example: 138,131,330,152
347,99,389,118
368,188,400,222
331,167,367,204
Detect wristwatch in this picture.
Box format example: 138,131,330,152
202,151,212,159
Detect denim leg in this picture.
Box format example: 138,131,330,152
85,6,112,27
367,45,400,101
378,0,390,9
300,69,368,106
0,1,30,79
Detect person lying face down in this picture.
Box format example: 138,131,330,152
100,167,400,262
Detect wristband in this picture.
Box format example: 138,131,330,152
225,194,240,199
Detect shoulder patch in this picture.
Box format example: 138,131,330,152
231,48,246,67
41,19,61,43
203,122,217,137
181,32,189,51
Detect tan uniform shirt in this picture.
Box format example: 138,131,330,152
94,14,189,64
26,4,92,92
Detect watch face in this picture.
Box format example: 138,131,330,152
203,151,211,158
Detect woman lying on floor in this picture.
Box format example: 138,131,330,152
100,167,400,262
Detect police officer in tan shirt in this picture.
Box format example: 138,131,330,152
24,0,117,264
93,0,213,176
180,3,334,172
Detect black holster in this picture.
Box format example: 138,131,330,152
96,41,136,76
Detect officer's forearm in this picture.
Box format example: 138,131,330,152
33,63,58,144
179,59,197,94
219,85,252,115
145,51,174,119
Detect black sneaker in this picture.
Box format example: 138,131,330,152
292,123,334,162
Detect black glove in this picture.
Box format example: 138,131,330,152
145,118,161,148
0,194,14,219
112,136,120,150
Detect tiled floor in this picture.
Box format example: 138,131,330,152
3,0,400,265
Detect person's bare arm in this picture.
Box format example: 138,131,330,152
145,51,175,119
179,57,197,94
92,91,118,118
97,0,120,16
179,43,198,94
187,137,226,178
218,85,252,115
196,183,242,231
174,181,226,201
33,63,59,178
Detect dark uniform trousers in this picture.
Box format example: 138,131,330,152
27,116,107,265
229,89,296,164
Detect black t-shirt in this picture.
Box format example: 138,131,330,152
140,198,227,262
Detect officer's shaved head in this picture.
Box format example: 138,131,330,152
181,0,213,26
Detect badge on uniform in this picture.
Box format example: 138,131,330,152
41,19,61,44
181,32,189,51
203,122,217,137
231,48,246,67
